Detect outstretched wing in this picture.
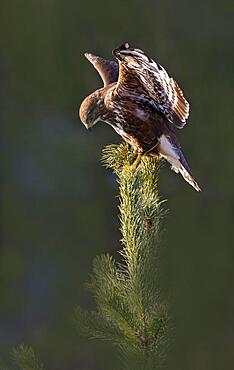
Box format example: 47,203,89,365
113,43,189,128
85,53,119,87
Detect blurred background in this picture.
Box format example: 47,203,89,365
0,0,233,369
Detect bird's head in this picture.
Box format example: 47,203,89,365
79,90,105,129
112,42,153,67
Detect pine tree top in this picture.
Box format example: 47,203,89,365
74,143,170,370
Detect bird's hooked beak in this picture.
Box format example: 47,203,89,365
79,99,94,130
83,120,95,131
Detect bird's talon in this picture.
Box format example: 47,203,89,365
122,162,131,173
131,154,142,171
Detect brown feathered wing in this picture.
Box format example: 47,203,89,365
85,53,119,86
114,45,189,128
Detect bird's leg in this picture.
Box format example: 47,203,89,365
132,153,142,171
144,141,160,156
131,142,159,171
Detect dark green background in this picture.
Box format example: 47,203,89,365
0,0,233,369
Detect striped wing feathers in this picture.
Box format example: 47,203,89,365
115,44,190,128
136,58,190,128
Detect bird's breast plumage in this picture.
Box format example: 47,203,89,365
103,87,171,154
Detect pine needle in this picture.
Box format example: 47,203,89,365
11,345,45,370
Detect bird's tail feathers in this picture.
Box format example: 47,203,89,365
171,161,201,192
169,148,201,192
159,136,201,192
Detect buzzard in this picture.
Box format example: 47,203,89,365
79,43,201,192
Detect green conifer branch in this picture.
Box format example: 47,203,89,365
11,345,45,370
74,143,170,369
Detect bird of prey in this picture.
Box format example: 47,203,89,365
79,43,201,191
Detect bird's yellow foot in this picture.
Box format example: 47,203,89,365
122,161,131,173
132,154,142,171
